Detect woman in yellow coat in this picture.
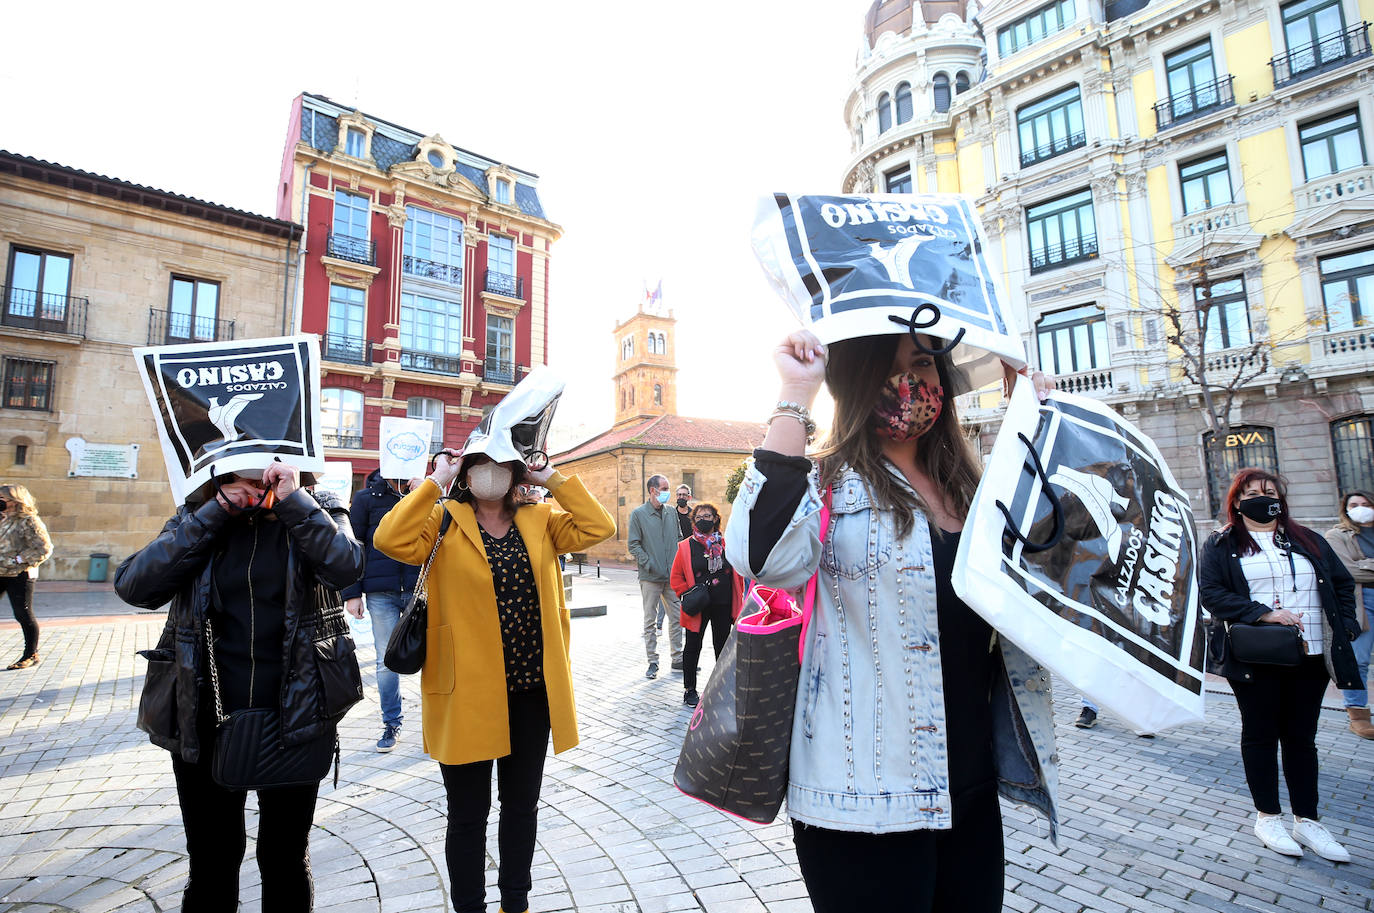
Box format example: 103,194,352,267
374,450,613,913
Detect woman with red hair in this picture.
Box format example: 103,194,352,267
1200,468,1361,862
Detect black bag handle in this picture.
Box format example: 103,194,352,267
887,303,966,356
994,433,1066,554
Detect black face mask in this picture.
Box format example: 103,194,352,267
694,518,716,533
677,496,689,508
1237,496,1282,523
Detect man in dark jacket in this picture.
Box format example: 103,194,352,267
344,470,421,751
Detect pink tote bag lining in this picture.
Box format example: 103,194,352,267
733,492,831,664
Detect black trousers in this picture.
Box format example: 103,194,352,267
682,600,733,691
171,744,320,911
0,572,37,657
1229,655,1330,818
440,689,551,913
792,787,1005,913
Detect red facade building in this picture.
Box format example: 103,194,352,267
277,92,561,485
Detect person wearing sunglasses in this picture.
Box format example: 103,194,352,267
0,484,53,670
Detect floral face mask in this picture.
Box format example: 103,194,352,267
872,371,943,442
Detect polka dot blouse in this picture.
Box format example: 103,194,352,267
480,525,544,692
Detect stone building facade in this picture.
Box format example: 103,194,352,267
845,0,1374,526
0,151,300,578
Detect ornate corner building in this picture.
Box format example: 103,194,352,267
278,93,562,480
845,0,1374,524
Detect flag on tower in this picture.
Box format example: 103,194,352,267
645,279,663,311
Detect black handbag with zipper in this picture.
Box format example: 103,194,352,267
1226,620,1306,666
384,504,454,675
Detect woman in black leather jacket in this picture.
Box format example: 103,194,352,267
115,462,365,912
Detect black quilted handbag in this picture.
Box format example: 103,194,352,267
205,617,336,790
384,505,454,675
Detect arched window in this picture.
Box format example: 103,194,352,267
933,73,951,113
877,92,892,134
1332,416,1374,496
894,82,913,124
653,384,663,405
1202,425,1279,515
956,71,971,94
657,332,667,353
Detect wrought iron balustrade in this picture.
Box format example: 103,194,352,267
1019,131,1087,167
1029,234,1099,274
400,350,464,375
1153,75,1235,130
322,334,370,365
148,308,235,344
402,255,463,286
483,358,515,384
484,270,523,299
1271,23,1371,87
322,432,363,449
2,287,88,337
326,233,376,266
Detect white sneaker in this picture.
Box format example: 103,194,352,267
1292,817,1351,862
1254,813,1303,857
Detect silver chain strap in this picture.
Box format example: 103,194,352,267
412,502,450,594
204,615,227,725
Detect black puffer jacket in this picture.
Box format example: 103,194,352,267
115,488,366,764
342,470,421,599
1200,526,1361,688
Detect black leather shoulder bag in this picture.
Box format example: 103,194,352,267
384,503,454,675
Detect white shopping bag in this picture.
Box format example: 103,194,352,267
954,381,1206,733
460,367,564,467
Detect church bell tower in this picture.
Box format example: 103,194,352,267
612,295,677,428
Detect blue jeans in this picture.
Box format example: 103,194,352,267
366,591,406,727
1341,627,1373,708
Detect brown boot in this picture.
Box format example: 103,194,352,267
1348,707,1374,740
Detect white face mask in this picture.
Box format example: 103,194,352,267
467,463,514,501
1348,505,1374,525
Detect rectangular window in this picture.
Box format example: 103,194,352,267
6,248,72,326
15,443,27,465
1332,415,1374,496
333,190,370,242
485,314,514,384
345,128,366,158
400,291,463,355
1144,316,1160,346
326,284,366,362
1320,246,1374,330
167,276,220,342
1017,86,1086,166
997,0,1076,56
403,206,464,284
1035,303,1108,374
1299,109,1367,180
3,358,54,411
494,179,511,205
885,166,912,194
1026,189,1097,273
321,388,363,448
1282,0,1348,74
1179,151,1233,214
407,396,446,452
488,235,514,276
1165,41,1219,120
1195,277,1251,350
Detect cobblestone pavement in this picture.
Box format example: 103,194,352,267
0,566,1370,912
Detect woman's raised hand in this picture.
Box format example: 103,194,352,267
429,450,462,488
774,329,827,407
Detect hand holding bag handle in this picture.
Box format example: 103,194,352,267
383,502,454,675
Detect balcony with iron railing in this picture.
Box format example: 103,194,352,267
322,333,371,365
1153,75,1235,131
2,287,88,337
1271,22,1371,88
400,350,464,376
484,270,524,299
148,308,235,345
402,254,462,286
1019,131,1087,168
1029,234,1099,274
326,233,376,266
482,357,515,385
322,432,363,449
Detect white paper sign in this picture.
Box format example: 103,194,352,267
66,438,140,478
379,416,433,480
316,461,354,502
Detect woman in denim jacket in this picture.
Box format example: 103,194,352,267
725,328,1058,913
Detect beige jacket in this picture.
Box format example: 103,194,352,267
0,511,52,577
1323,525,1374,631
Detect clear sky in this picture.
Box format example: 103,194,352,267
3,0,870,445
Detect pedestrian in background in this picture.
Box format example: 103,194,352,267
373,451,613,913
0,484,52,670
1200,468,1361,861
115,463,365,911
727,328,1058,913
669,501,744,707
1323,489,1374,739
628,474,684,679
343,471,421,752
674,483,694,540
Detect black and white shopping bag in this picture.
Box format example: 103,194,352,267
954,381,1206,732
133,335,324,504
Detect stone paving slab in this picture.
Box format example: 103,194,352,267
0,567,1368,912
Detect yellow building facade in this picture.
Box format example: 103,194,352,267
846,0,1374,522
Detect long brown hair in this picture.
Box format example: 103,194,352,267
1222,467,1319,556
453,456,524,516
814,335,982,537
0,484,38,516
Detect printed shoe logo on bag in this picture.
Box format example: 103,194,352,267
1048,464,1131,561
689,704,705,731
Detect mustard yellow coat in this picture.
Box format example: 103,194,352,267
373,472,615,765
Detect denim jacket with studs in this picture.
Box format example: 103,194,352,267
726,459,1060,839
